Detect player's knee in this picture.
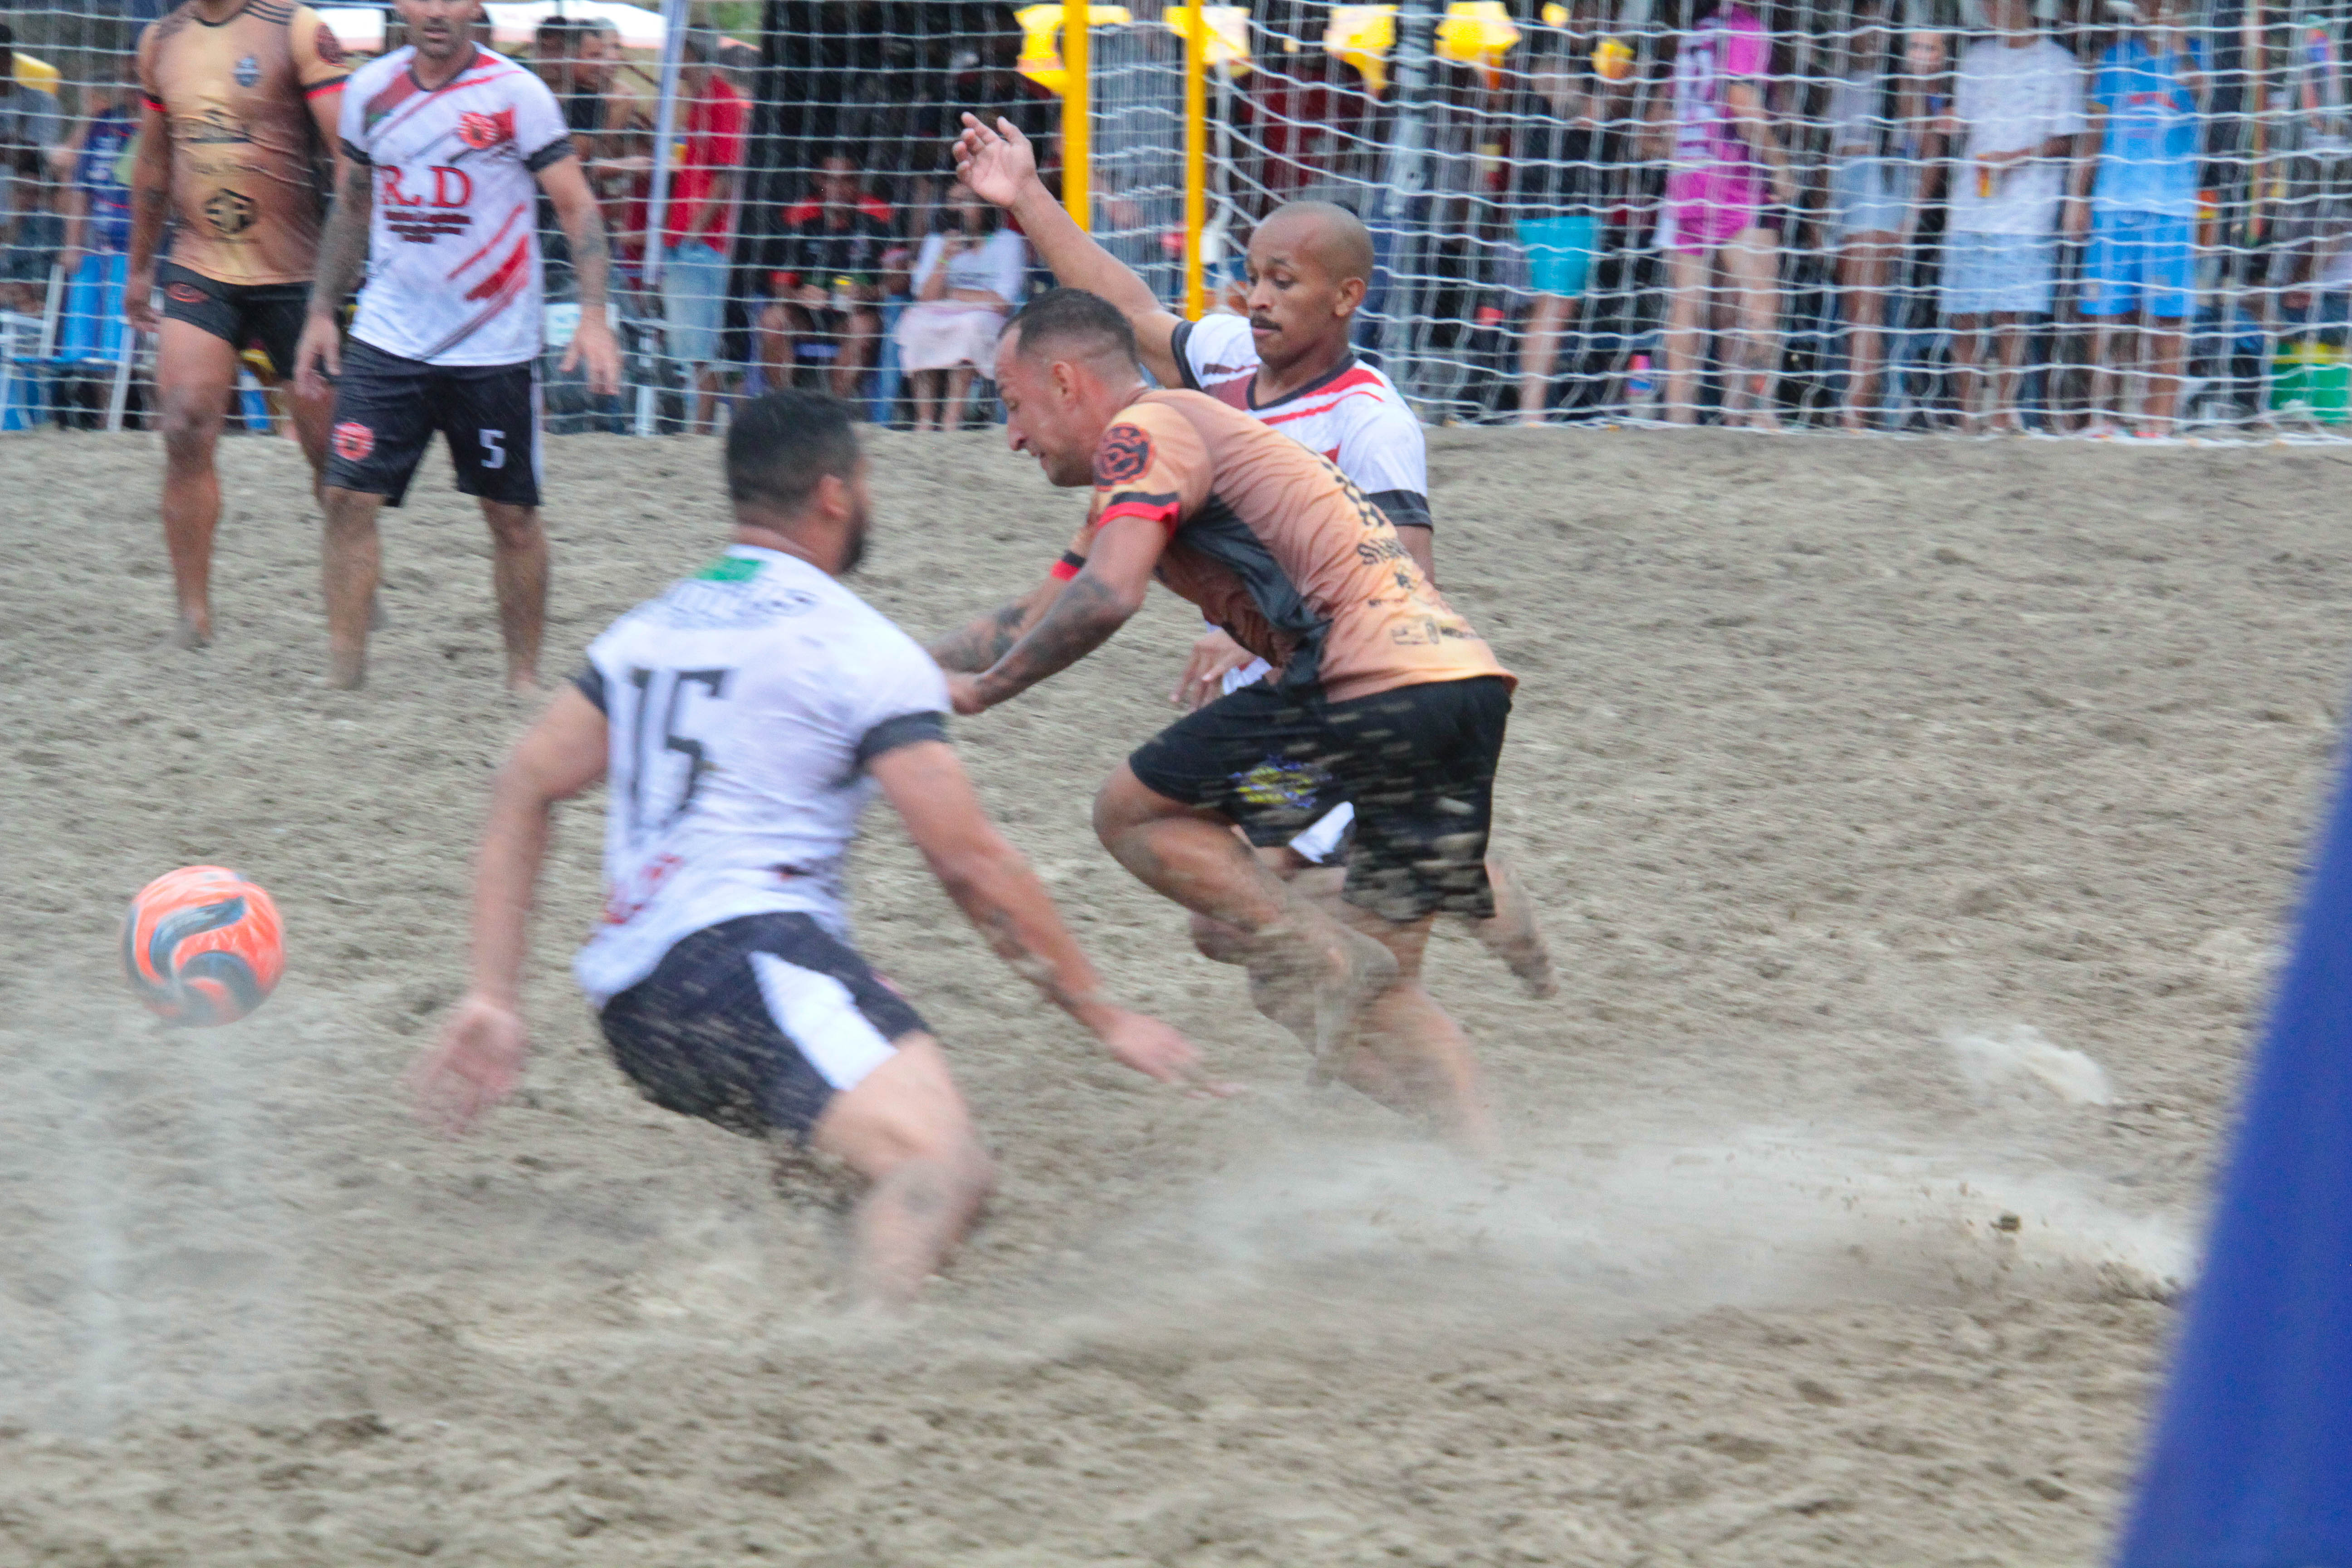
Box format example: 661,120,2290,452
1190,910,1247,965
157,391,222,461
1092,764,1171,851
481,504,542,549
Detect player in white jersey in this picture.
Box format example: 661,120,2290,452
950,113,1555,998
292,0,620,691
408,393,1212,1308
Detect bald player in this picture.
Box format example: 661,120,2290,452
951,112,1553,999
129,0,350,650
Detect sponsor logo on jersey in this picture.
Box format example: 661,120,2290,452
185,108,252,145
234,54,260,88
333,420,375,461
203,187,258,237
380,165,475,242
1094,423,1153,485
456,107,516,152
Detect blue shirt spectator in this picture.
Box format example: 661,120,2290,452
2090,31,2207,219
70,102,137,255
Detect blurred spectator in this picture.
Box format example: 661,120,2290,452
2,21,66,280
756,150,895,404
2071,0,2206,435
60,60,138,277
1940,0,2086,433
893,176,1024,430
1656,0,1798,428
1826,0,1936,429
1,153,60,314
660,28,749,433
1510,30,1612,425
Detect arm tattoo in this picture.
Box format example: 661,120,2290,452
928,598,1030,672
565,198,611,318
976,575,1132,704
309,164,375,311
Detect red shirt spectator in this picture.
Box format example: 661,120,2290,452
664,59,746,252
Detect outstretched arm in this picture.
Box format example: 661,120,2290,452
955,113,1186,387
951,512,1164,714
870,740,1217,1088
928,571,1066,672
408,688,609,1133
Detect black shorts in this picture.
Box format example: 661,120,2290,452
1129,675,1512,923
597,913,930,1140
158,260,308,379
323,338,542,509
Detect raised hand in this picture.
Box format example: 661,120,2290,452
955,112,1039,211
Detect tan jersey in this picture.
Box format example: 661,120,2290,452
1052,389,1511,704
139,0,348,285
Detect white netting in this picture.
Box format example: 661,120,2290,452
4,0,2347,437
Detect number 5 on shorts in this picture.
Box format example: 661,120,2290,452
480,428,506,470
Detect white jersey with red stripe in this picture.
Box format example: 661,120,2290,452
1167,311,1431,529
338,46,572,367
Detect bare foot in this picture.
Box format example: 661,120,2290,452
169,611,212,650
1464,851,1557,999
327,648,366,689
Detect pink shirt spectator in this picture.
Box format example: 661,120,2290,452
1664,1,1769,252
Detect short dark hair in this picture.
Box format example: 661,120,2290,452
1004,288,1139,372
726,391,862,517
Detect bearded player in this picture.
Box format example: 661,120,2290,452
936,289,1515,1149
293,0,620,691
410,392,1211,1307
128,0,351,649
950,113,1553,999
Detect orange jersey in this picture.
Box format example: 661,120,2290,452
139,0,349,285
1054,389,1511,704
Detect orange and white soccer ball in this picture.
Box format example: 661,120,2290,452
121,866,285,1026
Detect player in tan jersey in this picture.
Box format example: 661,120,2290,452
128,0,348,649
931,289,1517,1149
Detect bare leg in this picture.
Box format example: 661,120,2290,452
910,368,941,431
155,319,240,648
1096,766,1396,1064
833,308,879,407
1517,292,1572,424
1330,906,1493,1154
479,500,548,694
1459,849,1555,997
1989,313,2027,431
2087,318,2123,432
755,303,795,392
808,1037,994,1309
1948,314,1986,433
1663,248,1709,425
2143,318,2187,433
945,365,975,430
321,485,387,688
1723,227,1782,431
1838,235,1896,429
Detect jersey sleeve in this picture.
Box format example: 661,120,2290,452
1049,401,1213,579
514,72,574,172
289,9,352,98
336,62,370,162
848,634,953,769
137,28,165,115
1333,394,1431,529
1167,311,1254,393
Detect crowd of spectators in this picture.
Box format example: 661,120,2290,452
7,0,2347,437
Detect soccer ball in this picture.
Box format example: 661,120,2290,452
121,865,285,1026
